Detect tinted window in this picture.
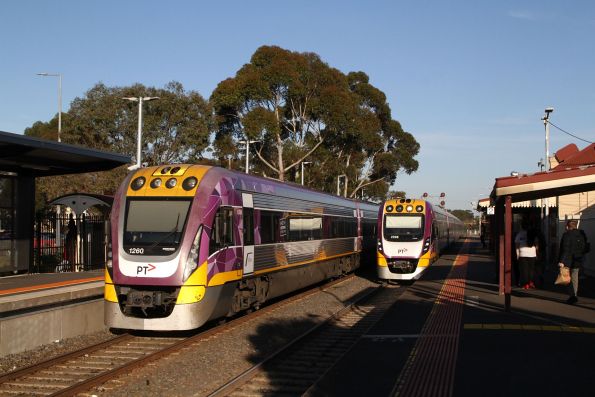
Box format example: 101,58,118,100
383,214,424,242
260,210,282,244
209,207,234,254
243,208,254,245
124,199,191,255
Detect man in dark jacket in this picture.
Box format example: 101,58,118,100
558,220,587,304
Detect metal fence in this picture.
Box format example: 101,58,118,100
33,213,109,273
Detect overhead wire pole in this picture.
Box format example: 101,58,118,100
36,72,62,142
541,107,554,269
37,72,63,253
238,140,259,174
123,96,159,170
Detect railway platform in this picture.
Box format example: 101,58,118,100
309,239,595,397
0,270,104,355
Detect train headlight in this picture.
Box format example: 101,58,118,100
150,178,162,188
131,177,146,191
422,237,431,254
182,177,198,191
184,227,202,281
106,242,113,269
416,205,423,212
385,205,393,213
166,178,177,189
396,205,403,212
406,205,413,212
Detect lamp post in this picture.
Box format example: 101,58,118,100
542,107,554,170
36,72,62,142
300,161,311,185
123,96,159,170
541,107,554,268
238,140,259,174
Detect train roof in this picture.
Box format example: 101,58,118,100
129,164,380,213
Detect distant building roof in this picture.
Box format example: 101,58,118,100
0,130,130,176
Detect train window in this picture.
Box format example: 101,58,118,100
259,210,282,244
311,217,322,240
124,198,191,255
209,207,234,254
383,214,424,242
288,216,322,241
243,208,254,246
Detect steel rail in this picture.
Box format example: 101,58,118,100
0,333,133,385
207,282,389,397
0,274,357,396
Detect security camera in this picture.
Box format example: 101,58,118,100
545,107,554,113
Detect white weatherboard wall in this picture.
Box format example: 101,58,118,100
558,191,595,277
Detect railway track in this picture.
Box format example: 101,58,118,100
0,274,362,396
208,282,403,397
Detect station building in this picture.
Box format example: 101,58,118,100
0,130,130,275
478,142,595,307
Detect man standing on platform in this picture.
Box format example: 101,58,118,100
558,220,588,304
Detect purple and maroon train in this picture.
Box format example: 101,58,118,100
104,164,379,331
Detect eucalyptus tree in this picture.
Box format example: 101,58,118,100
211,46,419,200
211,45,348,182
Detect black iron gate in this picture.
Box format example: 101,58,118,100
33,213,109,273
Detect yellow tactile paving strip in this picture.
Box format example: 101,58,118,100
464,324,595,333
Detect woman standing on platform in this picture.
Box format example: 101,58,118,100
515,220,538,289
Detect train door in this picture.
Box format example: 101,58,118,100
242,193,255,275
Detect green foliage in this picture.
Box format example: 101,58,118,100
26,46,420,205
211,45,419,200
25,81,212,208
449,209,475,224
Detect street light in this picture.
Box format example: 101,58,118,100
541,107,554,268
123,96,159,170
238,139,259,174
542,107,554,171
300,161,311,185
36,72,62,142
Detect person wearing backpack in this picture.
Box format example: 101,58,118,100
558,220,588,304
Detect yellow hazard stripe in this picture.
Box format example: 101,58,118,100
464,324,595,333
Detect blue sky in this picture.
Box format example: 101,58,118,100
1,1,594,210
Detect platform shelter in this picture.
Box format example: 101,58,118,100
0,130,130,275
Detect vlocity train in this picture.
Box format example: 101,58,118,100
376,198,464,281
105,164,379,331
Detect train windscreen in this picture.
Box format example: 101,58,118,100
124,199,192,255
383,214,424,242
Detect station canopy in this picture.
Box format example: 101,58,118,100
0,130,130,177
492,164,595,203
